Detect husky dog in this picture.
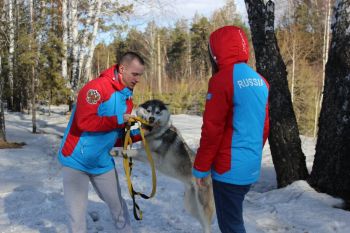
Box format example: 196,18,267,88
127,99,215,233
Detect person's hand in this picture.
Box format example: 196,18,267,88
123,114,133,123
195,178,207,188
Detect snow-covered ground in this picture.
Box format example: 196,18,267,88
0,105,349,233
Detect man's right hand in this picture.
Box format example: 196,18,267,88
123,114,133,123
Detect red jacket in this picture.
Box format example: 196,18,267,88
193,26,270,185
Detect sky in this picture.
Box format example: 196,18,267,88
97,0,248,44
129,0,248,26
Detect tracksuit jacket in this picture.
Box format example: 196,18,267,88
58,65,140,174
193,26,270,185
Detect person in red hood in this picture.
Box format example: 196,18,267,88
192,26,270,233
58,52,144,233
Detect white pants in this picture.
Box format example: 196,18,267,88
62,166,133,233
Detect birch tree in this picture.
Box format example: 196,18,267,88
69,0,79,94
309,0,350,203
313,0,332,137
0,55,5,142
83,0,102,83
77,0,95,85
7,0,14,110
61,0,69,85
0,2,6,142
244,0,309,187
29,0,37,133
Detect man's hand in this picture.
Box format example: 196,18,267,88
195,177,207,188
123,114,133,123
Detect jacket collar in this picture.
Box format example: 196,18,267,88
99,64,133,98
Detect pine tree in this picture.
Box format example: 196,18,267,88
166,20,188,81
190,16,211,79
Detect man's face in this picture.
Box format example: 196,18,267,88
119,59,145,89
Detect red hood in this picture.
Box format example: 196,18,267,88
209,26,249,69
98,64,127,91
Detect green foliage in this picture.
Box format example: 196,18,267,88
190,16,212,78
39,31,68,105
133,78,208,115
166,20,188,80
276,0,327,136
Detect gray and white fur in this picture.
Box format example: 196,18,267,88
127,99,215,233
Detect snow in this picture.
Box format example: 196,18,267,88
1,106,349,233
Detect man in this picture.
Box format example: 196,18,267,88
192,26,270,233
58,52,145,233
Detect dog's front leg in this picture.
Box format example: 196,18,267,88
125,148,148,163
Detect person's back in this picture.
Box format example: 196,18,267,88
211,62,269,184
192,26,269,233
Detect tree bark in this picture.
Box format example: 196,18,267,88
84,0,102,82
245,0,309,187
70,0,79,92
29,0,37,133
314,0,332,138
309,0,350,202
0,55,6,142
157,32,162,94
7,0,14,110
61,0,69,87
77,0,95,86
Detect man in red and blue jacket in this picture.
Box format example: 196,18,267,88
58,52,144,233
192,26,270,233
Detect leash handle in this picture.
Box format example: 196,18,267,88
122,117,157,220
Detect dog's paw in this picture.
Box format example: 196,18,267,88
109,148,122,157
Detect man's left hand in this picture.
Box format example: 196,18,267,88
195,178,207,187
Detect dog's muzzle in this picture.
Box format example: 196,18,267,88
141,123,153,132
148,117,155,124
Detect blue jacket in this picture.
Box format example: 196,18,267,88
193,26,270,185
58,65,140,174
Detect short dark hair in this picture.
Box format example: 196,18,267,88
119,52,145,66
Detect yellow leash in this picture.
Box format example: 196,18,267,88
122,116,157,220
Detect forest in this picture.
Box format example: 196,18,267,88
0,0,349,211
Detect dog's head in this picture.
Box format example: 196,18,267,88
136,99,170,133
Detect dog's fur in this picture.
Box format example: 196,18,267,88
127,99,215,233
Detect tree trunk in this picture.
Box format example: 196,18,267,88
0,55,6,142
314,0,332,138
77,0,95,86
61,0,69,87
70,0,79,92
157,32,162,94
48,89,52,116
7,0,14,110
29,0,37,133
245,0,309,188
84,0,102,82
291,39,295,103
309,0,350,202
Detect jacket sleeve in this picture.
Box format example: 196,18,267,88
114,128,142,147
192,77,231,178
75,84,125,132
262,77,270,146
263,102,269,146
130,128,142,142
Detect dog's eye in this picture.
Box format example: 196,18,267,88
147,109,151,113
155,111,160,114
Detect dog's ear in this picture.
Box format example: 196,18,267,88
138,102,147,109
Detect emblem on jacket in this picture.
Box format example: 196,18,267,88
86,89,101,104
206,93,212,100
